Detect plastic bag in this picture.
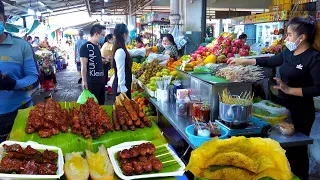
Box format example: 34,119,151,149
147,53,170,63
171,25,187,50
77,89,98,104
309,113,320,164
250,42,265,55
128,48,147,57
252,100,289,126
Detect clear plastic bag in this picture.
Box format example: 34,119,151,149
250,42,265,55
171,25,187,50
147,53,170,63
128,48,147,57
77,89,98,104
252,100,289,126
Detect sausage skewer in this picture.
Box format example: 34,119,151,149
120,93,138,121
112,105,121,131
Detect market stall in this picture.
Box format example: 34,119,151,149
5,96,188,180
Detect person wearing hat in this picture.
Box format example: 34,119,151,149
74,30,87,84
0,0,39,141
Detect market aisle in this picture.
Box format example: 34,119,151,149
32,60,114,105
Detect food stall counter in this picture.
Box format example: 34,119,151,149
148,98,313,149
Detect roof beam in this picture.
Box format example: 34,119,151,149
2,0,27,14
84,0,92,17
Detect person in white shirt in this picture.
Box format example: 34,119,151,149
111,24,133,99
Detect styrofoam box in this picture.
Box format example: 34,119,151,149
0,141,64,180
107,141,185,180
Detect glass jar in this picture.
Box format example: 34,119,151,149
192,102,202,121
200,105,211,123
176,99,187,116
188,100,200,117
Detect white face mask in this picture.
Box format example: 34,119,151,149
285,37,302,51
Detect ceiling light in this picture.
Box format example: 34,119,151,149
104,0,108,2
102,9,105,13
36,10,41,16
28,8,35,15
37,1,45,6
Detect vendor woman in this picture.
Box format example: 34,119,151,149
230,16,320,179
112,24,133,99
157,34,179,60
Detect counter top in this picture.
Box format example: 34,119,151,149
149,98,314,149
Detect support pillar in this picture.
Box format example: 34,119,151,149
169,0,180,32
182,0,207,54
22,17,27,29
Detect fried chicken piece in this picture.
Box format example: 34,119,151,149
3,144,23,153
43,149,58,161
38,163,58,175
22,160,40,174
23,145,42,156
0,157,25,173
7,152,33,160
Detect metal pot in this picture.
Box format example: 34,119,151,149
219,102,252,125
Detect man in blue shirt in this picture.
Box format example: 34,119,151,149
74,30,87,84
0,0,39,141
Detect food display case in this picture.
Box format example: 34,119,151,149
177,70,252,120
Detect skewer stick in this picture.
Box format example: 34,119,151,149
122,92,130,100
156,152,170,158
162,159,177,164
155,144,167,149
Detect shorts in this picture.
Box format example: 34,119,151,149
76,62,81,72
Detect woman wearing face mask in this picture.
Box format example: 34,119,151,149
229,16,320,179
157,34,179,60
112,24,133,99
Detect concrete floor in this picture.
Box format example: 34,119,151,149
32,60,114,105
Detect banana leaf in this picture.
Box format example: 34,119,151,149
9,102,165,154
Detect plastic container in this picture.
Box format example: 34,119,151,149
107,141,185,180
0,141,64,180
185,124,228,148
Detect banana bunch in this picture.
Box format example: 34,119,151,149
132,62,142,73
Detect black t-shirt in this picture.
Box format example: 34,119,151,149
80,41,105,83
256,48,320,105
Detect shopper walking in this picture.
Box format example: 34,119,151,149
229,16,320,180
112,24,133,100
101,34,114,85
0,0,39,142
74,31,87,84
80,24,107,105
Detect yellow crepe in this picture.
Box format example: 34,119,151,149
185,136,293,180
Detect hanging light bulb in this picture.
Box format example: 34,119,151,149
101,9,105,14
28,8,35,15
36,10,41,16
